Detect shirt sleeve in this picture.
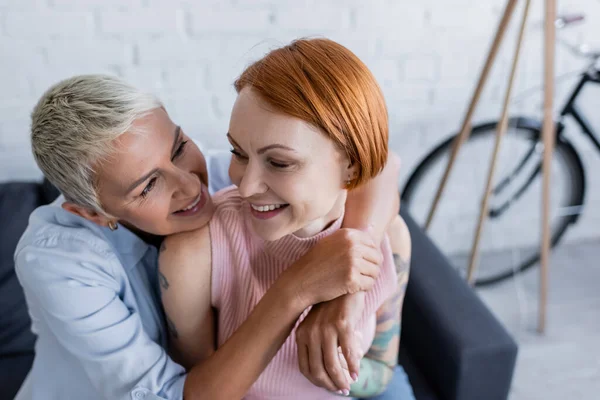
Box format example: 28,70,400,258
204,149,233,194
15,243,187,400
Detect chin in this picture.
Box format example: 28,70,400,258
252,223,289,242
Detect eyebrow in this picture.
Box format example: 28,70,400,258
226,133,296,155
125,126,181,194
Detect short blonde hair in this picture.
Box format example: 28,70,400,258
31,74,162,213
234,38,388,189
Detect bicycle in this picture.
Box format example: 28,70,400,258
401,14,599,287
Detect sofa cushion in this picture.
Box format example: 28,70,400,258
0,182,41,357
0,353,34,399
398,345,439,400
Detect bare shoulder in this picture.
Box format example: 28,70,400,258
387,215,411,260
158,224,212,291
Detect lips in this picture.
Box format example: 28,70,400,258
250,203,286,212
248,202,289,220
176,193,202,213
173,185,207,217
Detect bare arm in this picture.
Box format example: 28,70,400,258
343,151,401,242
159,226,303,399
160,226,383,400
350,216,411,397
297,153,402,392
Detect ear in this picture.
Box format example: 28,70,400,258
62,202,112,227
344,161,359,182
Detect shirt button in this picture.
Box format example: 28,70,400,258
132,389,146,399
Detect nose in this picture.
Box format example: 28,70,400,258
237,161,268,199
171,168,198,200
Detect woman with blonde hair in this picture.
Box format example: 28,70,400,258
161,38,415,399
14,73,401,399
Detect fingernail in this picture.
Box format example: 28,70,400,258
336,390,344,395
351,372,359,382
343,389,350,396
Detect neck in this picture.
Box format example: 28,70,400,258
293,191,347,238
121,221,163,247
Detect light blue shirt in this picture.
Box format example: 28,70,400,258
14,151,232,400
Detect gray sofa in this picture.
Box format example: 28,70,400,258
0,179,518,399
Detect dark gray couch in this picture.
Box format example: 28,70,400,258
0,179,518,399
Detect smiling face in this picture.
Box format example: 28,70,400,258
92,108,215,236
227,88,355,241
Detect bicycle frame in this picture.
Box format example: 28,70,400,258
557,66,600,151
489,68,598,219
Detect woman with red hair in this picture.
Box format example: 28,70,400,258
161,38,415,399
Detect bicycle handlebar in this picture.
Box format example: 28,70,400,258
555,14,585,29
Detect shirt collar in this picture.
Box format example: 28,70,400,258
51,196,154,269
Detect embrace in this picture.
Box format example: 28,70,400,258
14,38,415,400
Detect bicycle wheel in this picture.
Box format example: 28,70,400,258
401,117,585,286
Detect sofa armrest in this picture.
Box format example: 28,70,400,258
399,208,518,400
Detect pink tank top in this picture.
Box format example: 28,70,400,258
210,187,397,400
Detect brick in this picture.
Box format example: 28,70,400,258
30,67,119,100
367,59,401,87
51,0,143,8
429,3,495,33
0,0,47,9
45,40,132,67
201,36,274,91
325,32,377,60
162,65,209,93
0,68,31,98
189,8,272,34
159,92,221,140
137,37,221,65
380,33,439,57
354,1,425,33
0,117,31,148
219,35,275,60
0,41,45,69
382,83,431,106
117,66,165,94
99,9,181,36
5,11,94,38
273,4,350,31
403,54,440,82
0,147,41,182
437,49,478,82
145,0,222,6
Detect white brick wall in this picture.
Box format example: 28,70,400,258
1,0,599,251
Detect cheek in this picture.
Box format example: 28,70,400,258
124,195,172,230
286,173,338,216
185,147,208,182
229,162,244,186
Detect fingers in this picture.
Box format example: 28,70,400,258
359,245,383,266
298,343,310,383
339,229,377,250
357,259,380,280
356,274,377,292
307,337,338,392
338,330,360,381
353,230,378,249
322,333,350,392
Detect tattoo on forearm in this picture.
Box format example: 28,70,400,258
166,315,179,339
358,250,410,392
393,253,410,278
349,357,394,397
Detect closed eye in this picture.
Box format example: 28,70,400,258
230,148,248,161
172,140,188,161
269,160,291,169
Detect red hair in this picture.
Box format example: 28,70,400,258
234,38,388,189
